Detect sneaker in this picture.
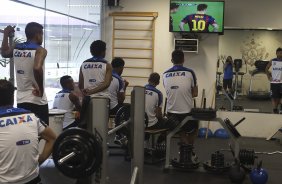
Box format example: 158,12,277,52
191,152,199,164
114,135,127,146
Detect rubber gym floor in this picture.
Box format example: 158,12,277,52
107,137,282,184
40,136,282,184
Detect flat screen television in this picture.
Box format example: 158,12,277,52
169,1,224,33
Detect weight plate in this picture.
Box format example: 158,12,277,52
53,128,102,178
203,161,231,173
224,119,241,138
115,104,130,126
171,158,200,170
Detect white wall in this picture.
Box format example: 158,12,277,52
224,0,282,29
103,0,218,106
102,0,282,137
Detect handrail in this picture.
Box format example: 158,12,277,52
108,120,130,135
130,167,138,184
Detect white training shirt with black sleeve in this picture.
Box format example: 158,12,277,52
271,58,282,83
108,71,124,110
145,84,163,127
163,65,197,114
80,57,109,97
0,107,46,184
53,89,75,128
13,42,48,105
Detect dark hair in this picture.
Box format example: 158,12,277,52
90,40,106,57
170,3,179,10
0,80,15,106
60,75,72,88
197,4,207,11
172,50,184,64
111,57,125,68
148,72,160,84
276,47,282,53
25,22,43,40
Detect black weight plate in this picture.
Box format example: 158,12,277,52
191,108,217,120
53,128,102,178
115,104,131,126
203,161,231,173
224,119,241,138
171,159,200,170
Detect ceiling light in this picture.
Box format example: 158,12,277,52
49,35,56,38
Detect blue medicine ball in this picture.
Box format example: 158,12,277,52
198,128,213,138
214,128,229,139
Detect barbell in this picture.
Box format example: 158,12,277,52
52,128,102,179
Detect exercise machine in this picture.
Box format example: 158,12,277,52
247,60,271,100
50,86,145,184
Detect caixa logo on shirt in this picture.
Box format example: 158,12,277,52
84,63,102,69
165,71,186,78
0,115,33,128
14,51,32,57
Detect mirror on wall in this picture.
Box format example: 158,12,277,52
215,29,282,113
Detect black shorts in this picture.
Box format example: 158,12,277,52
109,104,123,116
25,175,42,184
270,83,282,99
17,103,49,125
223,79,232,89
167,112,199,133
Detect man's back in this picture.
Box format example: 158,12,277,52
271,58,282,83
182,14,216,32
108,72,124,109
163,65,197,114
145,84,163,127
0,107,46,184
14,42,47,105
81,57,108,96
53,90,75,127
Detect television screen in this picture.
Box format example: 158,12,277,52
170,1,224,33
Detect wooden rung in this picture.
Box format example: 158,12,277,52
115,37,152,41
114,47,152,50
114,28,153,31
122,75,148,79
114,19,153,21
114,56,152,60
124,66,152,69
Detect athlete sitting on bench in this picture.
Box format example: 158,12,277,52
108,57,129,116
0,79,56,184
145,73,168,144
53,75,81,130
163,49,199,163
108,57,129,145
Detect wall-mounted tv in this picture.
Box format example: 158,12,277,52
170,1,224,33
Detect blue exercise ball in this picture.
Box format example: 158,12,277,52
214,128,229,139
250,167,268,184
198,128,213,138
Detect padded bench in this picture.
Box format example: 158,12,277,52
144,128,169,164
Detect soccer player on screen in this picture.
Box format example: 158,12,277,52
170,3,180,31
179,4,219,32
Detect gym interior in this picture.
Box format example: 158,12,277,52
1,0,282,184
